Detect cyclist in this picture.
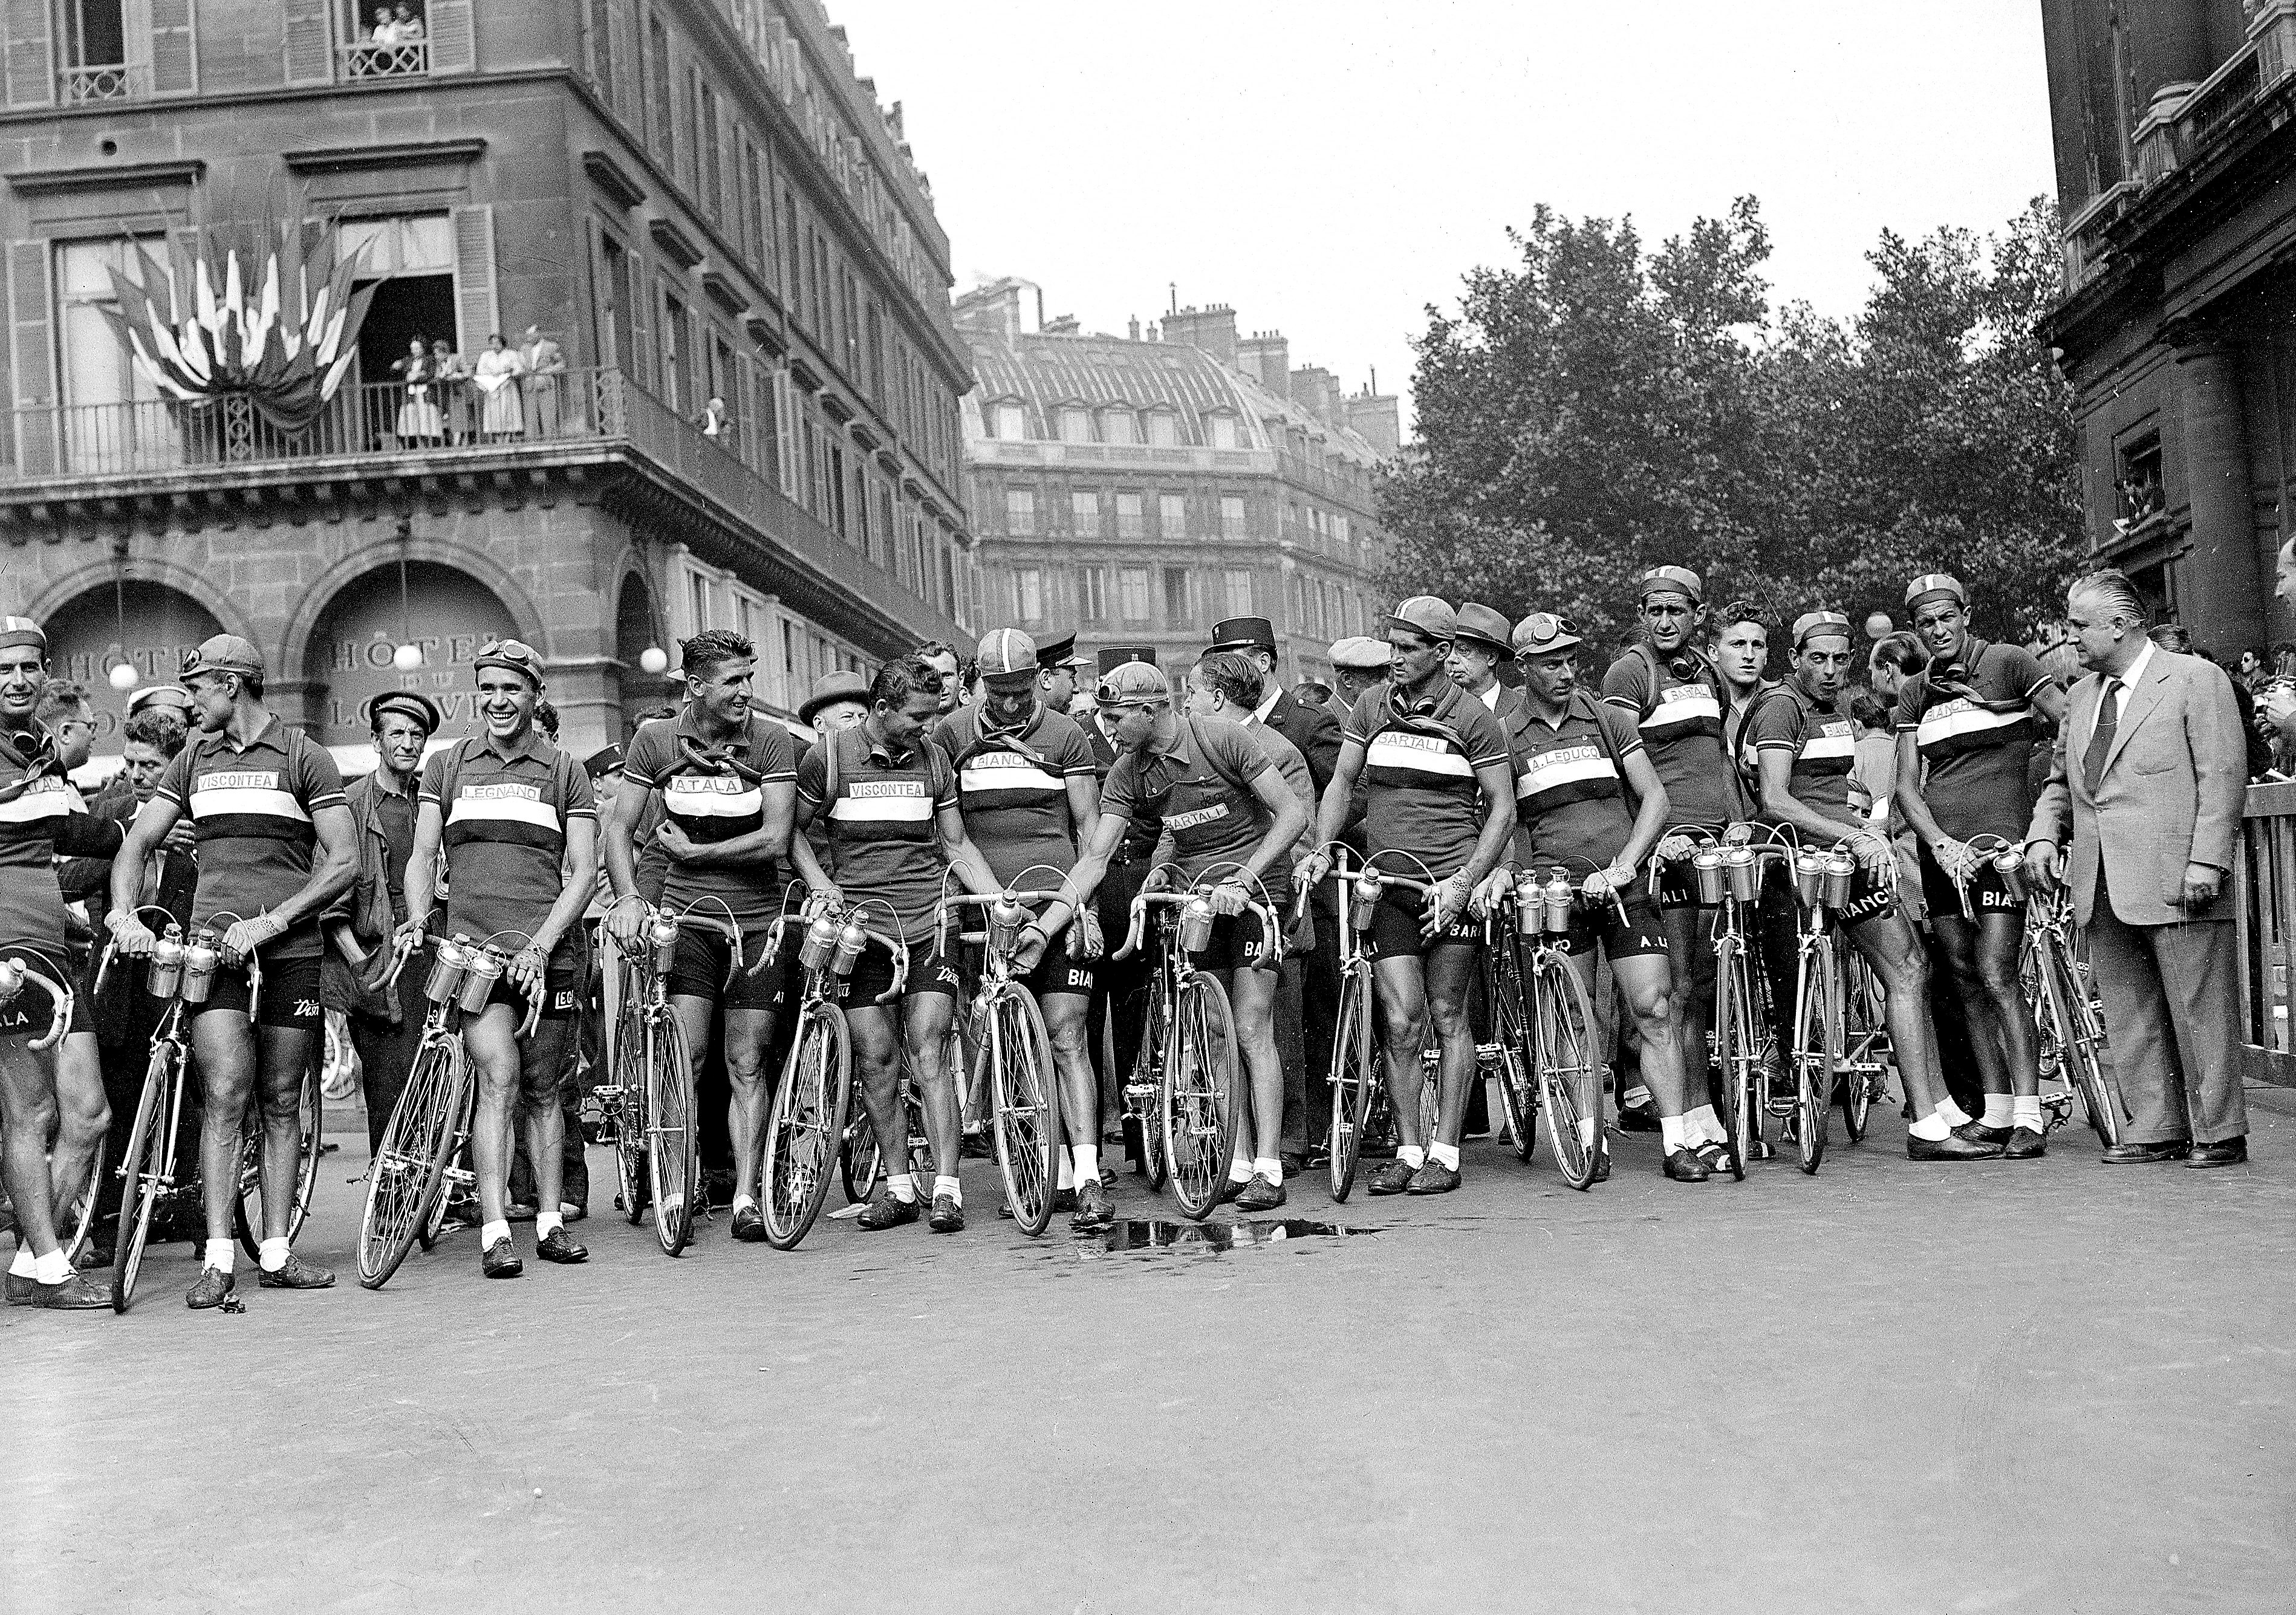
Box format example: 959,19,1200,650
1603,566,1737,1133
1748,611,1995,1160
1297,597,1517,1196
399,639,598,1278
0,620,122,1308
934,629,1108,1229
789,654,1002,1234
1051,660,1308,1209
1489,613,1728,1179
1892,573,2065,1158
107,635,357,1305
1079,649,1166,1152
605,629,796,1244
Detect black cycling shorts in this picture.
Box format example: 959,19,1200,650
1367,884,1479,962
1191,908,1280,976
845,937,963,1006
1020,921,1096,999
1552,887,1671,961
478,948,582,1022
195,954,323,1030
1917,846,2024,924
1834,863,1899,931
0,942,87,1042
668,920,790,1013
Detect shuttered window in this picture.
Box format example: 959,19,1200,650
4,0,54,107
149,0,195,94
8,239,57,474
449,205,498,355
427,0,473,73
282,0,330,83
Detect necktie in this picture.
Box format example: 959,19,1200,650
2083,677,2120,795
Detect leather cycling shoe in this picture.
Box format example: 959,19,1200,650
730,1204,769,1243
856,1188,920,1230
928,1193,964,1233
2102,1139,2191,1165
186,1266,236,1308
3,1270,36,1306
1366,1159,1419,1196
481,1237,524,1279
535,1228,588,1264
1663,1147,1711,1183
2003,1126,2047,1160
1213,1174,1249,1207
257,1253,335,1289
1953,1120,2012,1146
1406,1161,1462,1195
1616,1101,1662,1133
1907,1131,2003,1161
1235,1174,1287,1212
34,1272,109,1309
1694,1139,1742,1180
2187,1136,2248,1169
1071,1179,1114,1231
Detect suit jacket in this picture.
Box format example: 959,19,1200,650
1264,686,1341,798
2028,648,2246,928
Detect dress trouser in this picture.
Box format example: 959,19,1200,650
1089,857,1150,1131
350,966,431,1156
1280,891,1340,1156
2082,871,2246,1145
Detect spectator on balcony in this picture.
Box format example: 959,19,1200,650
370,6,401,43
473,333,527,442
393,4,424,41
520,325,566,439
697,396,732,440
431,338,471,444
391,337,443,447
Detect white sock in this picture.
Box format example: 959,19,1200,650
1228,1157,1254,1184
1937,1097,1972,1128
480,1220,511,1249
732,1194,755,1214
1070,1144,1099,1184
1980,1094,2015,1128
1684,1105,1723,1145
8,1249,32,1278
1660,1115,1687,1151
2012,1096,2044,1134
204,1238,236,1275
1055,1153,1075,1190
536,1212,564,1237
258,1236,290,1273
886,1172,917,1203
1399,1143,1425,1169
1578,1116,1599,1150
33,1250,70,1284
1623,1084,1653,1110
1254,1156,1283,1186
1909,1110,1952,1142
1428,1141,1459,1171
934,1175,962,1206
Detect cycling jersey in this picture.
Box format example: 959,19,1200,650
1749,681,1859,831
1893,637,2052,842
1602,645,1733,829
1100,716,1273,885
0,722,117,946
420,732,594,950
623,708,796,923
795,724,958,944
1342,678,1512,880
155,718,346,958
1505,691,1645,872
932,703,1096,891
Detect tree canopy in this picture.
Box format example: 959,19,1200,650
1379,197,2084,655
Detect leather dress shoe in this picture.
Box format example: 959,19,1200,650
1212,1174,1248,1207
535,1227,588,1263
186,1266,236,1308
1281,1152,1310,1180
1616,1102,1661,1133
481,1237,524,1279
1694,1139,1741,1181
34,1272,109,1309
1907,1131,2003,1161
2187,1136,2248,1169
1954,1120,2012,1146
1365,1159,1419,1196
1663,1147,1711,1183
557,1201,588,1224
3,1270,36,1306
2002,1126,2047,1160
1234,1174,1287,1212
257,1253,335,1289
1406,1160,1462,1195
2102,1139,2191,1165
856,1188,920,1230
928,1193,964,1233
730,1204,769,1242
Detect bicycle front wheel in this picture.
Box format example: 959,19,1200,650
1795,941,1838,1175
1327,962,1375,1201
1533,952,1604,1189
611,998,651,1223
1713,935,1758,1177
1163,971,1240,1220
1489,940,1538,1163
762,1004,850,1250
2040,931,2120,1146
357,1038,464,1290
644,1010,697,1256
1125,972,1169,1188
112,1041,186,1313
1839,953,1881,1143
57,1135,105,1269
235,1062,323,1259
841,1106,883,1205
987,987,1060,1236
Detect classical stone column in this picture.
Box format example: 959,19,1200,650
2173,336,2266,653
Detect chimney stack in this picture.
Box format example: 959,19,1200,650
1161,303,1238,368
1346,387,1402,457
1237,330,1290,393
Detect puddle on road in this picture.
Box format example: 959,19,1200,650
1061,1217,1380,1258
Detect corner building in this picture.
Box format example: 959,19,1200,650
956,279,1397,687
2041,0,2296,651
0,0,978,764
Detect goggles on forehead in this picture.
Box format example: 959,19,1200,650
1095,681,1169,710
478,638,539,663
1521,612,1576,643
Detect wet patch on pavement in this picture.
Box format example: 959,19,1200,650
1055,1217,1381,1258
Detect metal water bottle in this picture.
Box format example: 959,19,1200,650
1822,848,1857,909
146,931,185,999
0,958,25,1002
1722,845,1759,903
455,945,505,1013
424,934,472,1004
1691,846,1727,906
1514,871,1544,935
1542,869,1575,935
1351,871,1382,932
798,908,841,973
831,915,869,976
1793,849,1827,908
989,891,1026,955
1994,846,2029,903
181,934,220,1004
646,911,678,976
1179,894,1217,954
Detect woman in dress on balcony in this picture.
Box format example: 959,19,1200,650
473,334,527,442
391,336,443,448
431,338,471,444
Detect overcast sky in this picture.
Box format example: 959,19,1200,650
837,1,2058,432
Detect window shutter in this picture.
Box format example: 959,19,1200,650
607,0,636,121
449,206,498,354
736,351,759,469
628,260,653,392
4,0,52,108
772,368,796,498
427,0,475,74
149,0,197,95
9,239,55,475
282,0,332,85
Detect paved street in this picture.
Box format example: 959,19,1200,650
6,1088,2292,1614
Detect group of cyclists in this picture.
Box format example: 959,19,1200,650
0,556,2102,1313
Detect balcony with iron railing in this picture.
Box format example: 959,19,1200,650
341,38,430,79
59,62,145,103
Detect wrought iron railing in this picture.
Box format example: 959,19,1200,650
60,63,140,103
2235,780,2296,1086
342,39,429,79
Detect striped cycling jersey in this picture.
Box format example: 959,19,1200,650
932,703,1096,892
421,732,594,950
796,724,958,943
1342,679,1512,880
1749,680,1860,830
1894,638,2052,842
1503,691,1644,871
1101,716,1274,886
624,709,796,924
156,718,346,959
1602,646,1732,830
0,723,117,946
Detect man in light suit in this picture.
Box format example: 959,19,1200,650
2025,568,2249,1166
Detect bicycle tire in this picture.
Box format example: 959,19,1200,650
986,987,1059,1236
357,1039,464,1290
1163,970,1240,1220
1125,971,1169,1188
841,1106,883,1204
1839,953,1878,1143
643,1009,697,1255
610,996,651,1223
1795,941,1837,1175
112,1041,186,1313
761,1003,850,1250
2042,933,2121,1147
1534,952,1605,1189
233,1062,322,1259
1712,935,1759,1175
1326,963,1374,1200
1490,939,1538,1162
414,1083,473,1254
57,1134,105,1269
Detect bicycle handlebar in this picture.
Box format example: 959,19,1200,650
761,897,911,1004
1113,887,1281,968
0,954,71,1050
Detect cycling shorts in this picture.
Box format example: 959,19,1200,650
195,954,323,1030
1020,920,1096,1000
0,942,87,1042
668,920,790,1013
1367,884,1480,962
1551,887,1671,961
1192,908,1280,976
1835,863,1898,932
1917,846,2024,924
845,937,963,1007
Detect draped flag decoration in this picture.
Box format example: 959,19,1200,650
97,221,379,434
